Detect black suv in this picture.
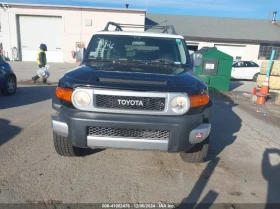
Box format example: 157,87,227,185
51,23,212,163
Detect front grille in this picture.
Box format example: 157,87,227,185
95,95,165,111
88,127,170,140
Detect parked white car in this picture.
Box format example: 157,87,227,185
231,60,260,81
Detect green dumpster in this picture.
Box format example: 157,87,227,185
194,47,233,91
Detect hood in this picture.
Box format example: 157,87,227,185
62,62,205,94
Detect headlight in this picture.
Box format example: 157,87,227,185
72,90,91,108
171,96,190,114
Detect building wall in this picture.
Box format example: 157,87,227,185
0,15,2,44
0,7,145,63
243,44,261,64
187,40,261,64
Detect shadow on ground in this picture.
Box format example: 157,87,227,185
0,119,22,146
229,80,248,91
0,85,56,110
206,91,242,161
176,157,220,209
83,148,105,156
176,91,242,207
262,148,280,209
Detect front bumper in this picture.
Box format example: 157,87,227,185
51,101,212,152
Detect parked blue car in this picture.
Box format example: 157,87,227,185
0,55,17,96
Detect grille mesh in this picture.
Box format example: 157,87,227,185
88,127,170,140
95,95,165,111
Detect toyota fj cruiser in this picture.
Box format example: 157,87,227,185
51,22,212,163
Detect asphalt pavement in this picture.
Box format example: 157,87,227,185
8,61,79,83
0,62,280,207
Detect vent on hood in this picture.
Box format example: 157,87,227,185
98,77,167,86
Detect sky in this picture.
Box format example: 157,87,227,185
2,0,279,19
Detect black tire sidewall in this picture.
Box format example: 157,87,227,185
53,132,87,157
180,136,210,163
253,73,259,82
2,75,17,96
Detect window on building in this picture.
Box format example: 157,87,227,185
258,43,280,60
187,45,198,52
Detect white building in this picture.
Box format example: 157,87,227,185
147,14,280,65
0,2,279,64
0,15,2,43
0,3,145,63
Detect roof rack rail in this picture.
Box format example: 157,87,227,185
103,22,176,34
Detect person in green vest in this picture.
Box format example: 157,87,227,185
32,43,48,84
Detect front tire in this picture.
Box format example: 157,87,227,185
180,136,209,163
1,75,17,96
53,132,87,157
253,73,259,82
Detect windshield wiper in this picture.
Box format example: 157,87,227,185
148,59,180,66
85,57,112,62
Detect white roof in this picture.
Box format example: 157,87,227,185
0,2,145,12
95,31,184,39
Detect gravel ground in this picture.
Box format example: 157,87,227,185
1,85,280,208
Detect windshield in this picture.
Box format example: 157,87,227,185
86,34,190,65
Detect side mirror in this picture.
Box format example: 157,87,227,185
193,53,202,67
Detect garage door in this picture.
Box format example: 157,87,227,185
215,44,245,60
19,16,63,62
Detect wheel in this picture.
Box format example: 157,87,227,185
180,136,209,163
253,73,259,82
1,75,17,96
53,132,87,157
